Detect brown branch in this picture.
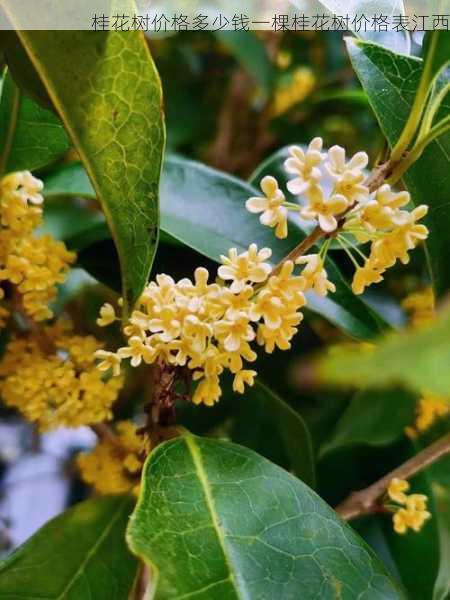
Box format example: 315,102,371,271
335,433,450,521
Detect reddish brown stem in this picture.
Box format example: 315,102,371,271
335,433,450,521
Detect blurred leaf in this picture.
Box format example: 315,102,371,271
43,156,387,340
0,69,69,174
0,496,138,599
319,307,450,397
316,0,410,54
347,37,450,297
214,31,274,95
313,88,370,107
179,377,315,488
7,29,165,312
128,435,403,600
320,388,416,457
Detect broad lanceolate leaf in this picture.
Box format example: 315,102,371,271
346,37,450,297
0,69,69,174
0,496,138,599
7,28,165,312
319,306,450,397
128,435,403,599
43,156,387,340
320,388,416,457
178,377,316,488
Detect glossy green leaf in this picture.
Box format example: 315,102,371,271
43,157,387,341
346,37,450,297
320,388,416,457
319,306,450,396
128,435,403,599
0,495,138,599
214,31,274,95
1,31,52,109
178,377,316,488
318,0,410,54
6,28,165,312
0,69,69,174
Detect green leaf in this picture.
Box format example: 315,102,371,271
0,31,52,109
320,388,416,458
318,0,410,54
179,377,316,488
214,31,274,96
346,37,450,297
42,156,386,340
0,69,69,174
128,435,403,599
0,495,138,599
319,306,450,397
7,29,165,312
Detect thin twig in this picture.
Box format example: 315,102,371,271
335,432,450,521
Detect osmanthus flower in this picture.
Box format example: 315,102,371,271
405,392,450,438
218,244,272,292
351,260,384,295
97,138,430,409
387,478,410,504
97,247,306,406
402,287,435,329
0,171,75,322
97,303,118,327
296,254,336,296
246,175,288,239
284,137,325,194
325,145,369,178
77,421,148,495
300,184,349,232
0,322,123,431
386,478,431,535
244,138,429,299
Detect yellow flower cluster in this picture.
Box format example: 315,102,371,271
387,478,431,534
0,171,75,321
96,243,334,406
246,139,429,296
272,67,316,117
77,421,146,495
402,287,435,328
405,392,450,439
0,321,123,431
